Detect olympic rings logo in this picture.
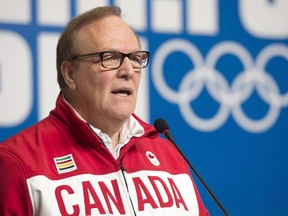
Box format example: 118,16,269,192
152,39,288,133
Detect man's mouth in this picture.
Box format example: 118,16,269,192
112,89,132,96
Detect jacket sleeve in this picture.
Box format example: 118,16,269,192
0,149,33,215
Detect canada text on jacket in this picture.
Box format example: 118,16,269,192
27,171,199,215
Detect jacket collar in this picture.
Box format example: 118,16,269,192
50,92,158,151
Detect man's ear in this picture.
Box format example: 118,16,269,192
61,61,76,90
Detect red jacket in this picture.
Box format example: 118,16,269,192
0,94,209,216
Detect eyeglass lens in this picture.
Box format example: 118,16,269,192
101,51,149,69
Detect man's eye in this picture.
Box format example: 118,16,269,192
102,54,114,61
102,52,121,61
131,55,142,64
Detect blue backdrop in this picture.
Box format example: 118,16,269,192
1,1,287,215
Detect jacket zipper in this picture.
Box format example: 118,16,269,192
119,158,137,216
87,124,137,215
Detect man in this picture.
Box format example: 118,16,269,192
0,6,209,215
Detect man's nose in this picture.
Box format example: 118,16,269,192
117,57,135,79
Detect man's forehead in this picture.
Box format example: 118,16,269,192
74,16,139,51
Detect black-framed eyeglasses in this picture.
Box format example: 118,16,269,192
71,50,150,70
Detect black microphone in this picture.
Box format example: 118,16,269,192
154,118,229,216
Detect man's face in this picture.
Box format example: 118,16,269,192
67,15,142,126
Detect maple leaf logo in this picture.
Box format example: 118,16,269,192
146,151,160,166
